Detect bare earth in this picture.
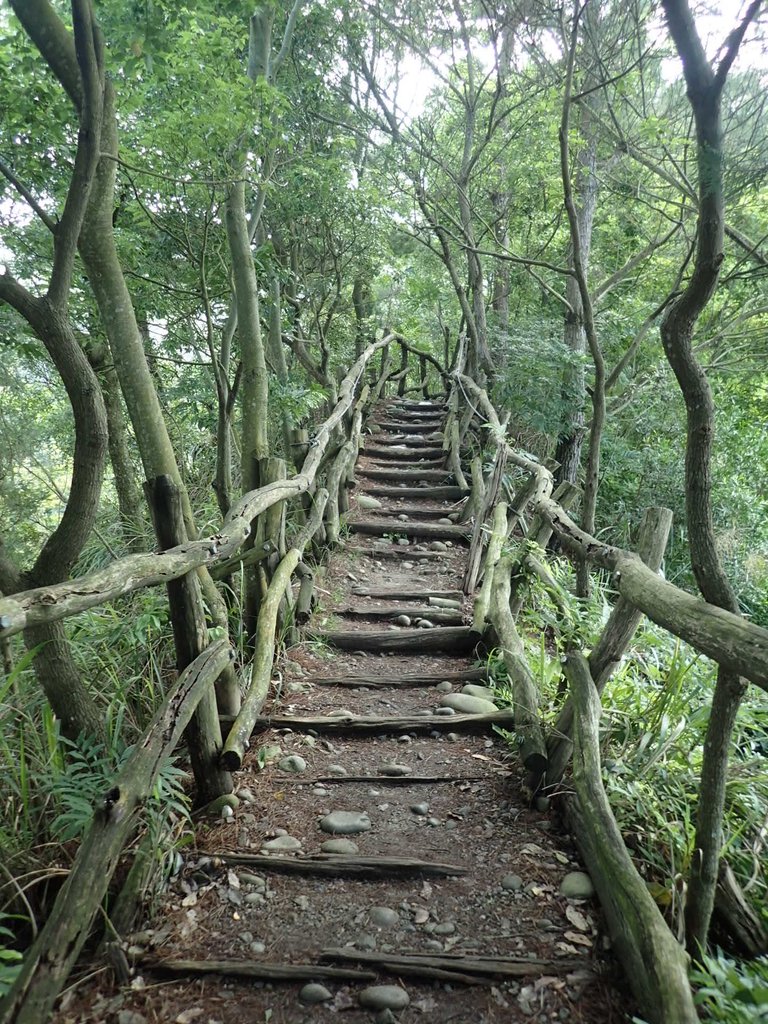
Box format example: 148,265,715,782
55,400,633,1024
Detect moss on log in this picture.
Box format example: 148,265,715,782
564,651,697,1024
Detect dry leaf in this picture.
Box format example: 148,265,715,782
227,870,240,889
176,1010,204,1024
564,930,593,947
181,893,198,908
565,905,590,932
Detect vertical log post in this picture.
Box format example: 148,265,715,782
419,354,429,398
146,476,233,805
546,506,672,785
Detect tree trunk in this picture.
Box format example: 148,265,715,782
660,0,760,954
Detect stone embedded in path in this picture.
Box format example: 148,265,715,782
321,838,359,854
359,495,383,510
320,810,372,835
300,983,332,1004
378,763,412,777
369,906,400,929
410,802,429,816
439,693,498,715
432,706,455,716
435,680,453,693
393,614,411,627
278,754,306,774
326,764,347,776
560,871,595,899
429,540,448,552
461,683,495,700
502,873,524,892
359,986,410,1011
262,835,302,852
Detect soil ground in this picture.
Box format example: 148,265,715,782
54,399,633,1024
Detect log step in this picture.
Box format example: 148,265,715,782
311,667,487,688
365,458,446,470
351,586,463,600
364,446,446,460
373,421,444,434
350,520,469,541
251,708,514,734
218,853,467,877
362,485,469,500
145,958,375,982
348,546,447,560
321,624,478,653
357,467,455,482
369,435,447,449
336,604,464,625
321,948,577,981
353,506,461,520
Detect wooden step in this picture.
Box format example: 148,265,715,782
357,467,454,483
368,434,447,449
373,421,444,434
218,853,467,878
365,458,446,470
351,586,463,600
349,546,448,560
349,519,469,541
363,485,469,500
311,666,487,688
336,604,464,625
364,446,446,460
322,624,478,653
251,708,513,734
352,506,460,520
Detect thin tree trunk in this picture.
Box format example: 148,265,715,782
659,0,760,953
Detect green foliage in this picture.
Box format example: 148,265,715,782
691,952,768,1022
0,915,23,999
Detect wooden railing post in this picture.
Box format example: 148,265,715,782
146,476,233,805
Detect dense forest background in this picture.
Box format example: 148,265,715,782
1,0,767,1018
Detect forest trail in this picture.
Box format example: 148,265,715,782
57,398,630,1024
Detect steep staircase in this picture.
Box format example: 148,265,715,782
56,397,631,1024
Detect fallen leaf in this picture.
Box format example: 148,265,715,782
564,930,593,947
181,893,198,908
227,870,240,889
565,905,590,932
556,942,580,955
421,881,433,898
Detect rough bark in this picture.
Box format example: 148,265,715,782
660,0,761,953
547,506,673,784
564,652,697,1024
0,640,233,1024
146,477,232,804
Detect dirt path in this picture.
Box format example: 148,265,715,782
56,398,632,1024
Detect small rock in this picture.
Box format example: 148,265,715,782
320,810,372,835
397,514,409,522
300,982,332,1004
369,906,399,928
433,922,455,936
378,763,411,777
427,817,441,826
402,561,415,569
236,787,256,804
244,892,265,905
321,838,359,854
393,614,411,627
118,1013,147,1024
429,541,448,552
355,933,377,950
502,874,524,892
238,873,266,889
359,985,410,1011
435,681,453,693
461,683,495,700
410,802,429,816
262,835,302,852
327,764,347,776
415,618,435,629
278,754,307,774
312,787,329,797
397,538,410,547
437,517,453,525
359,495,383,510
250,940,266,954
439,693,497,715
294,895,310,910
432,706,455,716
561,871,595,899
535,796,550,813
